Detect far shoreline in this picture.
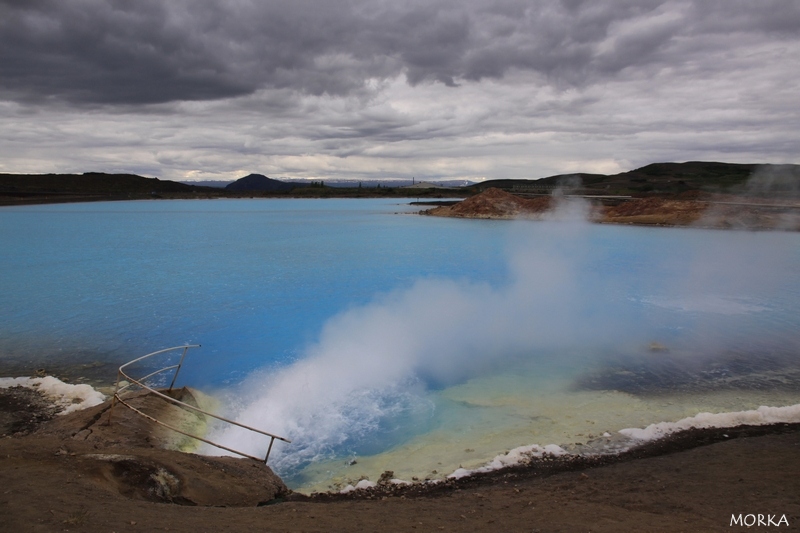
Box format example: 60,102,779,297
5,191,800,233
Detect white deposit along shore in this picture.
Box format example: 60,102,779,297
618,404,800,441
340,403,800,493
3,376,800,494
0,375,106,414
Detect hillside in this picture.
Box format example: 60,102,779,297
472,161,800,196
0,172,218,205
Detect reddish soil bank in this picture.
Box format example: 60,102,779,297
425,188,800,230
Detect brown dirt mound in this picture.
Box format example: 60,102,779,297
428,189,800,230
426,188,552,219
2,387,289,508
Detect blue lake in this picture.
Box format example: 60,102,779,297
1,198,799,490
0,199,506,382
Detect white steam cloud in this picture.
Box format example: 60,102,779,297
208,193,799,477
208,198,633,472
697,165,800,231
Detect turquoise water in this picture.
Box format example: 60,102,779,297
1,199,799,490
0,199,506,383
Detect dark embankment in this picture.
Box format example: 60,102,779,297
0,172,220,205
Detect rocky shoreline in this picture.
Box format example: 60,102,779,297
2,383,800,531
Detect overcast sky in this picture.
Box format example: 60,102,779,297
1,0,798,183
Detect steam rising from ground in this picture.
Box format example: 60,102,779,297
742,165,800,197
208,193,798,478
697,165,800,231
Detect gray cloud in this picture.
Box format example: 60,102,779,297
2,0,798,105
0,0,798,182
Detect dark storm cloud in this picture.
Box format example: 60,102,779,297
3,0,799,105
0,0,377,103
1,0,798,183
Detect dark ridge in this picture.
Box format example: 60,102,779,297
470,174,606,192
470,161,800,196
0,172,211,194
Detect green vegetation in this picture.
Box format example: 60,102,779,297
470,161,800,197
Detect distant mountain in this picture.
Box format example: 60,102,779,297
225,174,303,192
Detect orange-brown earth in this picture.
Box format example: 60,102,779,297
424,188,554,219
425,188,800,230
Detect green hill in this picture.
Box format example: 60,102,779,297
0,172,210,194
471,162,800,196
0,172,219,205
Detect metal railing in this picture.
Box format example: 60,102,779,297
107,345,290,464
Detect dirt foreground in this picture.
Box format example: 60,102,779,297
2,386,800,532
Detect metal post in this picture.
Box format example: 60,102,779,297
106,369,122,426
168,345,190,391
264,437,276,464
